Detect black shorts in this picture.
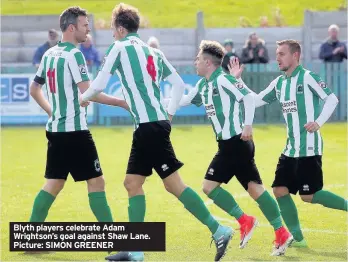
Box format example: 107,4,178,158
45,130,103,182
126,120,183,179
272,154,323,195
204,134,262,190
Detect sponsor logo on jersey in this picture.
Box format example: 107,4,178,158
79,64,87,75
205,104,216,117
281,100,297,113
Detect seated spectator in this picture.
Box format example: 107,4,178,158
80,34,101,71
32,29,58,68
147,36,160,49
319,24,347,62
221,39,239,72
241,32,269,64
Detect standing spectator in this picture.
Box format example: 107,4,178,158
221,39,239,72
32,29,59,68
319,24,347,62
241,32,269,64
147,36,160,49
80,34,101,71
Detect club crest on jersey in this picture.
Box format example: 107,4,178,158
212,87,219,96
235,82,244,90
276,90,281,100
79,64,87,75
297,84,304,94
318,80,327,89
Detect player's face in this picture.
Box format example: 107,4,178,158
75,16,90,43
276,44,297,72
194,51,208,76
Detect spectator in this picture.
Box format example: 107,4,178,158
319,24,347,62
241,32,269,64
221,39,239,72
147,36,160,49
80,34,101,71
32,29,58,68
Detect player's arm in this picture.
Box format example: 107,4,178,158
304,72,339,132
227,57,271,108
69,48,128,110
161,52,185,119
220,75,255,141
30,58,51,117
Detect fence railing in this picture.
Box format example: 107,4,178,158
1,62,346,126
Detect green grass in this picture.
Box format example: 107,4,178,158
0,0,345,28
1,123,347,261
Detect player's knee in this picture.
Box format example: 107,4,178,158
272,187,289,198
123,177,141,192
300,194,313,203
202,184,214,195
87,176,105,192
43,179,65,196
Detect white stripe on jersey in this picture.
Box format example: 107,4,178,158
318,130,322,155
280,80,291,156
303,78,315,156
290,73,300,157
206,83,222,135
217,84,231,139
121,46,150,123
233,102,242,135
137,45,165,120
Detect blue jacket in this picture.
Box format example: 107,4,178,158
80,45,101,70
319,39,347,62
33,42,51,65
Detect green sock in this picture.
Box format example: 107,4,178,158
208,186,244,219
179,187,219,234
277,194,304,241
29,190,55,222
312,190,348,211
128,195,146,222
256,191,283,230
88,191,113,222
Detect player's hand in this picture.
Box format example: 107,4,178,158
304,122,320,133
228,57,244,79
258,48,265,57
168,113,173,122
333,47,341,55
241,125,253,141
79,96,90,107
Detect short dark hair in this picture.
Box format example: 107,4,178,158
112,3,140,33
276,39,301,55
199,40,225,66
60,6,88,32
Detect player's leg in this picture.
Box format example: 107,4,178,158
29,179,65,222
162,171,233,262
69,130,113,222
124,174,147,222
298,156,347,211
29,131,69,222
272,154,306,247
233,138,292,253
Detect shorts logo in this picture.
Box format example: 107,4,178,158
161,164,169,171
79,64,87,75
208,168,214,175
94,159,101,172
318,80,327,89
303,184,309,191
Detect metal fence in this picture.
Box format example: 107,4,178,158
1,62,346,126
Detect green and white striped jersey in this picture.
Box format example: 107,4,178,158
184,67,250,140
35,41,90,132
257,65,333,157
98,33,178,127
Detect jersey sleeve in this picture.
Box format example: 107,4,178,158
257,77,279,104
179,80,202,107
306,71,333,100
33,56,46,85
160,52,177,80
219,74,250,102
68,50,90,84
99,42,122,75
